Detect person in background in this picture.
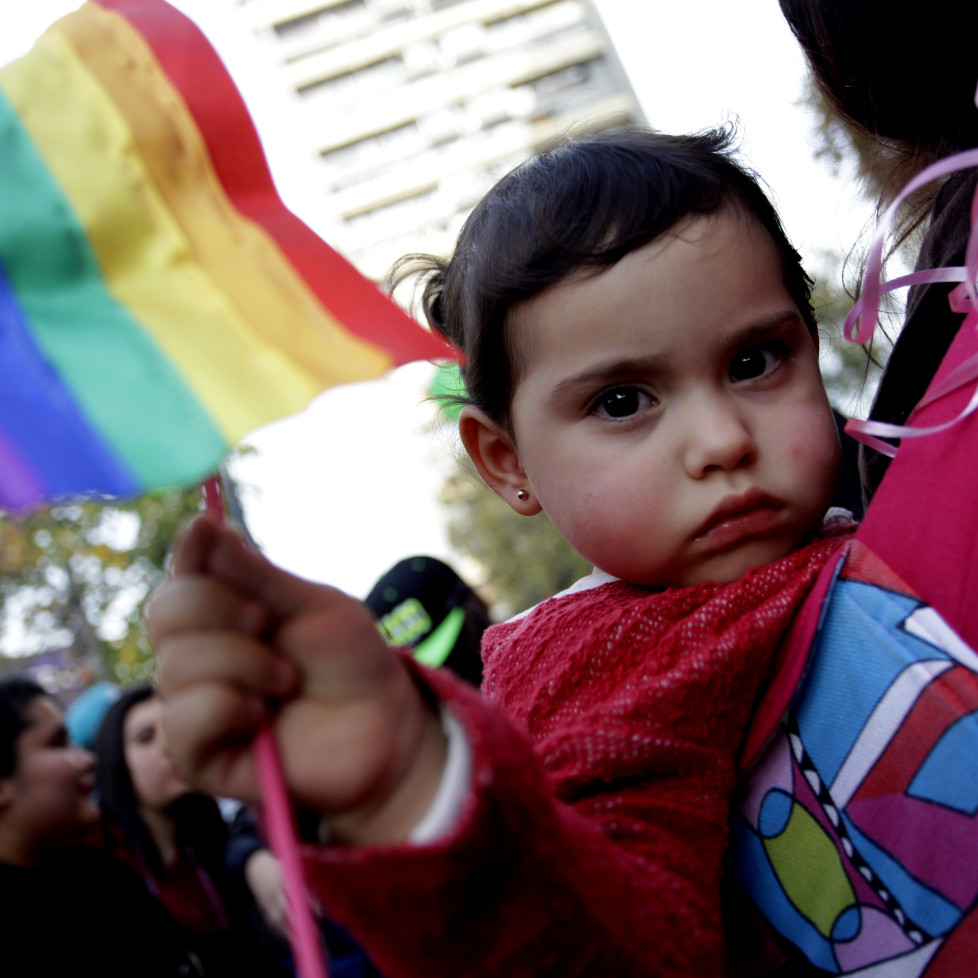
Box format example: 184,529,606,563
779,0,978,504
718,7,978,975
0,675,191,976
226,802,384,978
365,555,490,688
95,684,286,977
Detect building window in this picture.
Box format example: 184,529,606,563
273,0,368,41
298,56,404,101
319,122,422,172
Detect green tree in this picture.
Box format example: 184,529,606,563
800,73,927,308
805,80,889,206
0,488,201,683
809,248,890,416
798,76,909,415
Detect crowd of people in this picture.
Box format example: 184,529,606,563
0,675,223,976
0,552,487,976
3,0,978,974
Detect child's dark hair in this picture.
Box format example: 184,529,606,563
397,125,815,427
0,676,48,779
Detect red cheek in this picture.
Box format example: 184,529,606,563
785,435,808,459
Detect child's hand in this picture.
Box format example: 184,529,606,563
147,514,447,844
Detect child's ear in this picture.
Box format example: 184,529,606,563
458,406,542,515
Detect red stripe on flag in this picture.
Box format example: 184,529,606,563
93,0,453,366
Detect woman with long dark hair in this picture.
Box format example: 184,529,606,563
0,675,190,976
779,0,978,504
95,684,284,977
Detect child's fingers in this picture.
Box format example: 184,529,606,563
169,512,226,577
162,681,265,802
155,631,297,701
145,575,270,646
168,513,281,601
199,522,353,622
169,512,362,631
277,605,396,699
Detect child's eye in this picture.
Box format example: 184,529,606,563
729,344,783,382
590,386,654,420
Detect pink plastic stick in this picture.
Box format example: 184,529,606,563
200,476,328,978
254,727,328,978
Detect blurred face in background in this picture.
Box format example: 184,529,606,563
123,696,189,813
0,697,98,864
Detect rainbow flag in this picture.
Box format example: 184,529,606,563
0,0,451,513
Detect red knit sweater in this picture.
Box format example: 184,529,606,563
302,529,853,977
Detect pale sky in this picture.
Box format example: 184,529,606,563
2,2,875,599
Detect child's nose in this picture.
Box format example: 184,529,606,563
681,397,757,478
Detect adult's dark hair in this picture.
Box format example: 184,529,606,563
780,1,978,502
0,676,47,779
395,125,815,428
779,0,978,205
94,685,226,876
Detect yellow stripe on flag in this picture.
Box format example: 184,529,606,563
60,4,392,388
1,25,376,445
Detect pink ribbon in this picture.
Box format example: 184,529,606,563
842,136,978,456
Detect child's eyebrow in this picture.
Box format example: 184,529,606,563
727,311,808,347
549,310,806,400
550,356,669,399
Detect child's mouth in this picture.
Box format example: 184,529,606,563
694,490,781,547
695,505,781,548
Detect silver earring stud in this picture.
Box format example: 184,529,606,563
516,489,529,501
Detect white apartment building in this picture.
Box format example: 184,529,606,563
234,0,643,281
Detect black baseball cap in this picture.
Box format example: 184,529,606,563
364,556,471,668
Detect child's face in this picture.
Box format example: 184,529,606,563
500,209,840,589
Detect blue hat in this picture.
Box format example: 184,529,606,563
65,682,121,750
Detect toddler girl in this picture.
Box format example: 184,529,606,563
149,127,853,977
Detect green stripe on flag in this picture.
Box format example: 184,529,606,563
0,86,226,492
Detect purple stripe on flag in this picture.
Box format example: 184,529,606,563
0,259,139,507
0,426,46,512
